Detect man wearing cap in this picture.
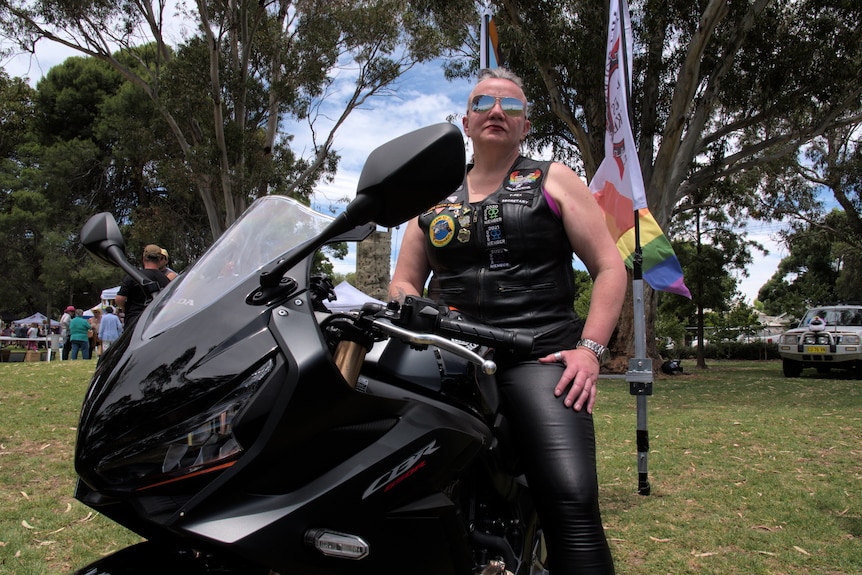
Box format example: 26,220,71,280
115,244,171,327
159,248,178,281
60,305,75,360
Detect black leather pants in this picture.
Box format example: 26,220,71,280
496,361,615,575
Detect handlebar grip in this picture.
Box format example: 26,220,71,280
436,316,533,356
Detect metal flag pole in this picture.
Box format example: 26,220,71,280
617,0,652,496
480,11,492,69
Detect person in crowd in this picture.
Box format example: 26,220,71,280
159,248,178,281
115,244,170,327
26,322,39,350
388,68,626,574
60,305,75,360
68,309,92,360
98,306,123,354
88,308,102,357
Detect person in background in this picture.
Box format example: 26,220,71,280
88,308,102,357
388,68,626,574
26,323,39,350
98,306,123,354
159,248,178,281
68,309,92,360
60,305,75,360
115,244,170,327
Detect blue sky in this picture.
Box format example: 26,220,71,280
3,43,785,303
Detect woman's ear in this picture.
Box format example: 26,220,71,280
521,118,531,141
462,115,470,138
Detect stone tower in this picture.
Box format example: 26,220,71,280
354,229,391,302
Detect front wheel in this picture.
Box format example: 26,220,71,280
783,358,803,378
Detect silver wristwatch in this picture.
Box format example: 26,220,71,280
577,338,609,365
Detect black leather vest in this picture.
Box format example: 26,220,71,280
418,156,581,355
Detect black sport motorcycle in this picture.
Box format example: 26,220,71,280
72,123,546,575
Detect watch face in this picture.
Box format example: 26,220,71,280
598,348,610,364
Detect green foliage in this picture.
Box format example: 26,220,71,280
705,300,760,343
475,0,861,357
33,56,123,145
655,311,686,353
675,341,781,361
757,209,860,319
0,70,34,159
573,268,592,319
0,0,479,316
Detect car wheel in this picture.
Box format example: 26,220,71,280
783,358,803,378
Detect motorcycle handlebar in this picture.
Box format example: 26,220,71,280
364,296,534,361
435,316,533,357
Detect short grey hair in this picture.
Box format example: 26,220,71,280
476,67,525,89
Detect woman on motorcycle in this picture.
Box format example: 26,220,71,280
389,68,626,574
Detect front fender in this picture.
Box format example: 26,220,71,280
70,541,269,575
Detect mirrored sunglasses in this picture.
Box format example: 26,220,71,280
470,94,526,117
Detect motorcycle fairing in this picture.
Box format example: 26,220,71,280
69,541,270,575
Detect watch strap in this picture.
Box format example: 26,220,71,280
577,338,609,365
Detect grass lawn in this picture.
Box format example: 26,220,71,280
0,359,859,574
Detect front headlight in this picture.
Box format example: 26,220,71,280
802,334,832,345
841,334,860,345
95,359,274,490
780,334,799,345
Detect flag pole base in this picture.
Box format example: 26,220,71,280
626,358,653,396
637,475,651,496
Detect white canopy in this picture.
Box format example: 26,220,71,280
13,311,60,327
327,281,384,312
100,286,120,303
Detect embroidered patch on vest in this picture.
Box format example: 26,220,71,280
500,191,535,206
506,169,542,191
429,214,456,248
483,204,502,224
489,248,510,269
485,224,505,247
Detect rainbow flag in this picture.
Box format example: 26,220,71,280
589,0,690,298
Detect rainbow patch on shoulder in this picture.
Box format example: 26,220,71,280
508,169,541,188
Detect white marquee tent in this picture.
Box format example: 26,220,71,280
100,286,120,304
326,281,385,312
12,311,60,328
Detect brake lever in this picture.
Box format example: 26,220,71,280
370,318,497,375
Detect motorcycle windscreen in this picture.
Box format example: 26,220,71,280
142,196,335,339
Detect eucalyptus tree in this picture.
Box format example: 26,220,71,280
755,120,862,315
480,0,861,356
757,208,860,319
0,59,132,316
0,69,33,160
0,0,475,240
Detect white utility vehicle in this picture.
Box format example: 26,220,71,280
778,304,862,377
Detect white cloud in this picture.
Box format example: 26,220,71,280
3,43,80,86
733,223,789,304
